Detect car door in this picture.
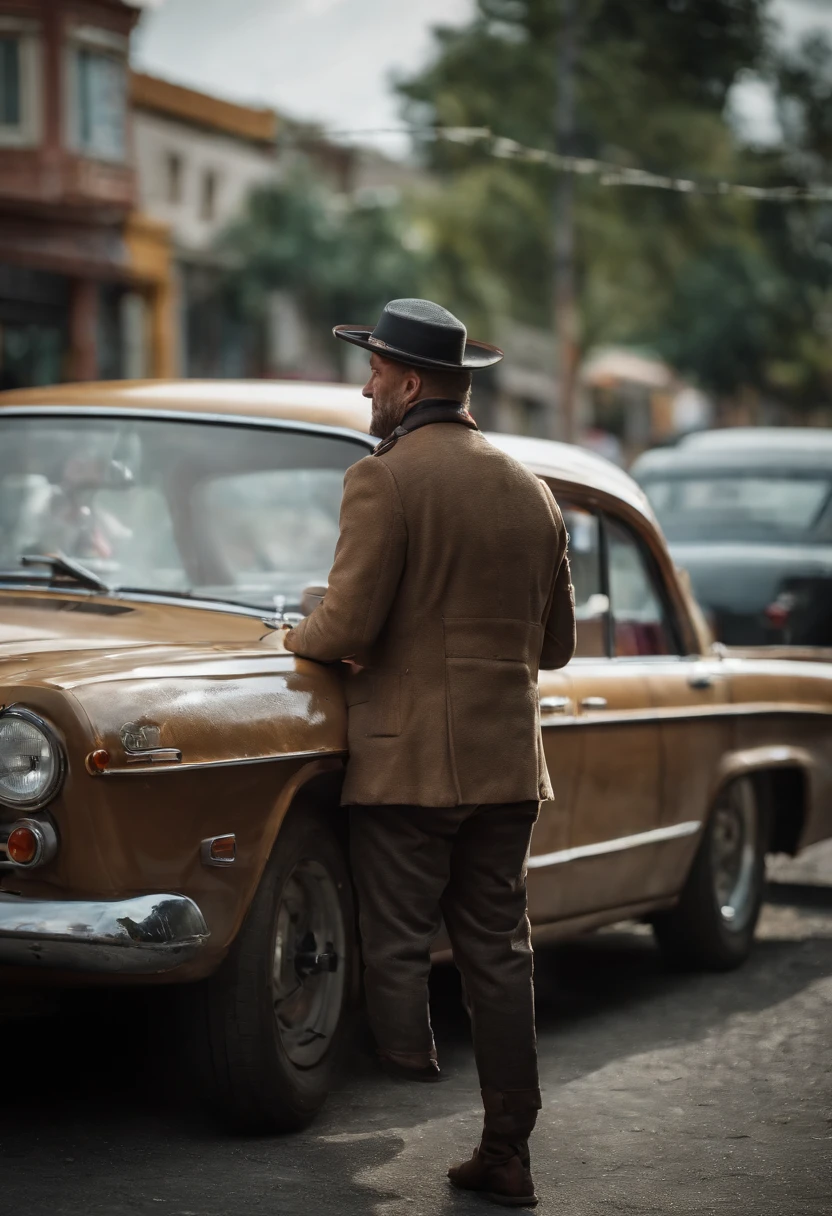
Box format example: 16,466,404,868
529,491,729,928
555,508,667,916
618,524,731,900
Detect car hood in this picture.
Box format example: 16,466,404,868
0,589,282,687
668,542,832,613
0,588,346,774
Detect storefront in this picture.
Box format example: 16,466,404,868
0,263,68,388
0,0,172,388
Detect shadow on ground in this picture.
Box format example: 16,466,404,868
0,881,829,1214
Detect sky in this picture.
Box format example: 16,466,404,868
133,0,832,152
133,0,475,155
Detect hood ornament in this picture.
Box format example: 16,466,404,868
120,722,182,764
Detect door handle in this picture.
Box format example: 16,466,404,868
539,696,571,713
580,696,608,710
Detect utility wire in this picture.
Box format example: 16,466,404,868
311,125,832,204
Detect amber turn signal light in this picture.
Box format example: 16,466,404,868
86,748,111,774
210,835,236,862
200,834,236,866
7,825,41,866
5,817,58,868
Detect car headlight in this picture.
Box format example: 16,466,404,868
0,708,65,809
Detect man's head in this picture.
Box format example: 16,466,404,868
363,354,473,439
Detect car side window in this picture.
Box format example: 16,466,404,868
606,515,677,657
560,503,609,658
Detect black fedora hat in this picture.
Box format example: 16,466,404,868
333,298,503,371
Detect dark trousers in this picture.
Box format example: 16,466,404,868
349,800,540,1094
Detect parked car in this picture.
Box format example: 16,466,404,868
631,428,832,647
0,383,830,1132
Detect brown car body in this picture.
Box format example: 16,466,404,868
0,380,831,989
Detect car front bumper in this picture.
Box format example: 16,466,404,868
0,893,210,974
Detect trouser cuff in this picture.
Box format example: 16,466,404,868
481,1087,542,1115
378,1046,438,1069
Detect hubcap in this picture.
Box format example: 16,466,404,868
710,779,758,931
272,858,346,1068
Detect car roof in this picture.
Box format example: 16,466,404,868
680,426,832,452
0,378,374,434
0,379,652,521
632,427,832,479
484,432,653,520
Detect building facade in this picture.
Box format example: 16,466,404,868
0,4,446,388
131,69,278,378
0,0,172,388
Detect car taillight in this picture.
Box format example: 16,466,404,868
764,592,796,631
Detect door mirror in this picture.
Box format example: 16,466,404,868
301,584,327,615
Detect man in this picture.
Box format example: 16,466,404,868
285,298,575,1208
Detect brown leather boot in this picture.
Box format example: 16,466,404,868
448,1088,541,1207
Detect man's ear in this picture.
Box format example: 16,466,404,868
403,369,423,406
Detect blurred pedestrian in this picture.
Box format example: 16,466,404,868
285,298,576,1207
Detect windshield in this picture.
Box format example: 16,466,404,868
0,415,365,611
642,473,832,544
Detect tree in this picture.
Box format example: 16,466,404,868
394,0,832,421
396,0,768,338
654,29,832,413
221,170,431,376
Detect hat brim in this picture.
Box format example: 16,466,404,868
333,325,503,370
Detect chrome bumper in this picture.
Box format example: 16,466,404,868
0,893,210,974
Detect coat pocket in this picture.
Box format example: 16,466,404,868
443,617,542,664
442,619,544,800
445,657,539,795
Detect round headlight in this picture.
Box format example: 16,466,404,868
0,709,65,809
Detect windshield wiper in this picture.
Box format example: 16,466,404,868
116,586,267,613
19,553,113,595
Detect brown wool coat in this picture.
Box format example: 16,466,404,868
285,420,576,806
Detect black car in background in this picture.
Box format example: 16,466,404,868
631,429,832,647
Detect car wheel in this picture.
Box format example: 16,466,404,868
652,777,769,971
188,807,355,1132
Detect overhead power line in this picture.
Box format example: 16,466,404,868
316,125,832,204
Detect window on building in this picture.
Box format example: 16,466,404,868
0,20,41,147
201,169,218,221
166,152,183,203
70,42,127,161
0,37,20,126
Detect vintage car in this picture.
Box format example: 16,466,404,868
0,380,830,1133
631,428,832,647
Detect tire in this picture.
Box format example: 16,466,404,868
186,807,355,1132
652,777,769,971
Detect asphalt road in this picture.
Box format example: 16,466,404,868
1,847,830,1216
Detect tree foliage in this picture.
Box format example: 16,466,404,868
397,0,832,413
222,170,429,361
651,28,832,407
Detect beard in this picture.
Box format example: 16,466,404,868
369,387,410,439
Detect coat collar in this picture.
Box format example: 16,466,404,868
373,398,478,457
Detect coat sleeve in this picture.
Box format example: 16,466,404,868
284,455,407,663
540,484,577,671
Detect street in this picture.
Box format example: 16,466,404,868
1,846,830,1216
